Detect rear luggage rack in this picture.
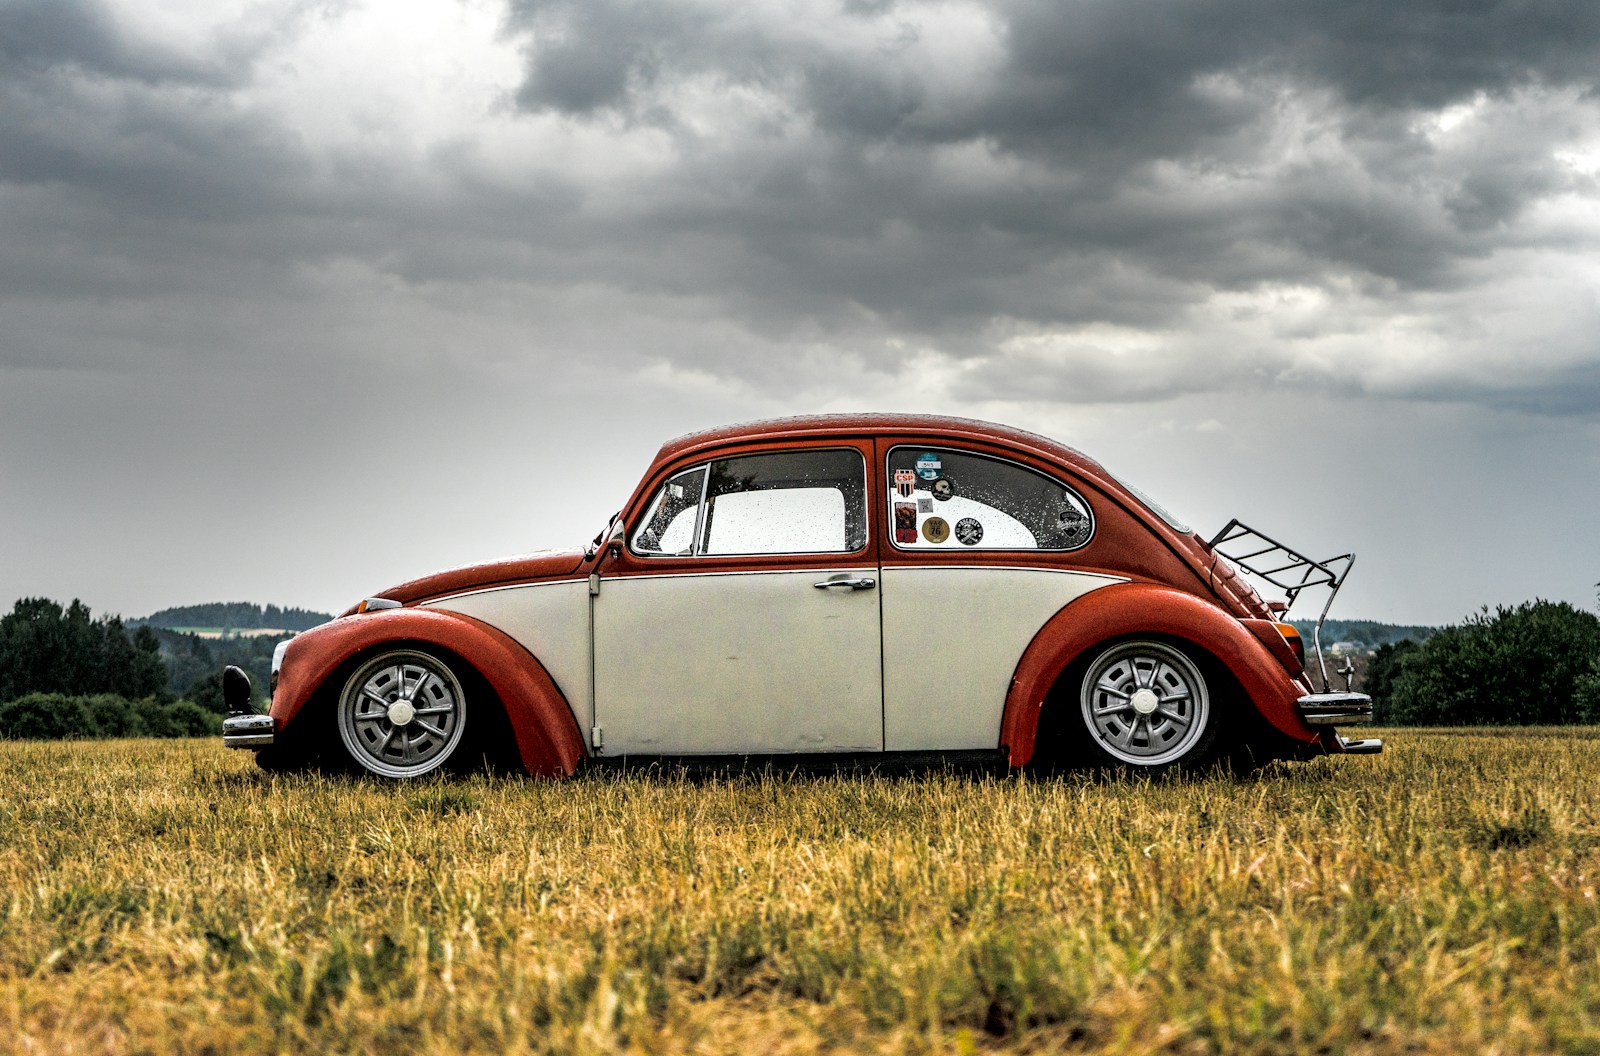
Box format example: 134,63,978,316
1207,519,1355,691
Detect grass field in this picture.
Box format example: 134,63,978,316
2,730,1599,1054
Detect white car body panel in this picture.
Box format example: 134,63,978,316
425,580,595,742
880,566,1125,751
593,568,883,756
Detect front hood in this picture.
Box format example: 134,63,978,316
344,549,587,613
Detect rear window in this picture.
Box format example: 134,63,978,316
885,447,1094,551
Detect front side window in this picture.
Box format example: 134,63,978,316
632,466,707,555
632,448,867,556
886,446,1094,551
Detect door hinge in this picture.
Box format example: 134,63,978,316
588,572,601,596
591,725,604,752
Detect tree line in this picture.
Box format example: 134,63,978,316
1364,599,1600,725
1289,618,1438,650
0,597,306,740
137,601,330,632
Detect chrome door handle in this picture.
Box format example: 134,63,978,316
813,576,876,591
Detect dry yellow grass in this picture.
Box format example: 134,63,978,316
2,730,1599,1054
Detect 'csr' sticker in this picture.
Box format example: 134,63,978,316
893,468,916,498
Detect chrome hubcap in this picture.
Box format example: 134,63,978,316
338,651,465,778
1081,641,1209,765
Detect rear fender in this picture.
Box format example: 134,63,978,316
1000,582,1316,766
272,609,585,777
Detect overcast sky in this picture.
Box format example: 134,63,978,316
2,0,1597,625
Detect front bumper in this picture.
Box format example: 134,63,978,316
1336,735,1383,754
222,713,275,749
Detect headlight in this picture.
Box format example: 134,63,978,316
270,638,291,697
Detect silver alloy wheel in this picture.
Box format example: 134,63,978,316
1080,640,1210,766
337,650,467,778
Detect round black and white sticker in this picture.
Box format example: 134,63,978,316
955,517,983,546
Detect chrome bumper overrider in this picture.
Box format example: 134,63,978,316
1297,691,1373,725
222,713,275,749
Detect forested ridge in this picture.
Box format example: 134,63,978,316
1289,618,1438,648
137,602,331,632
0,596,322,740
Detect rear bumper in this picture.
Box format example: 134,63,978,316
1298,691,1373,725
222,713,275,749
1297,692,1382,754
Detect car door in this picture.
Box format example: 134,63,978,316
876,439,1125,751
591,443,884,756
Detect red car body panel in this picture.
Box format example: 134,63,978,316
1001,583,1317,766
342,550,589,613
272,608,586,776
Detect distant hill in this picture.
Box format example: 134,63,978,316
1290,619,1436,649
137,602,332,633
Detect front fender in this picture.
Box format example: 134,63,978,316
273,609,586,777
999,582,1316,766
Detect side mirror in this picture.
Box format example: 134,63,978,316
606,520,626,555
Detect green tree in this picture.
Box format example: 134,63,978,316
187,670,228,714
129,625,168,699
0,598,174,703
0,693,93,739
1364,638,1419,724
1388,601,1600,726
84,693,139,737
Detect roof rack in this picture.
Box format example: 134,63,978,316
1206,519,1355,690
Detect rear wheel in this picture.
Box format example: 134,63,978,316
1078,640,1218,770
336,649,467,778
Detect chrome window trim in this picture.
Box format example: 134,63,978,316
601,566,878,584
600,566,1128,586
425,566,885,602
888,565,1126,582
629,465,707,558
883,444,1097,553
628,446,871,560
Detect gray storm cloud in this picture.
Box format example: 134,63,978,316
1,0,1595,409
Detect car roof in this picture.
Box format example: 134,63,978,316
655,413,1111,479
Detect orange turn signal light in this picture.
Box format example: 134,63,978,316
1274,621,1306,670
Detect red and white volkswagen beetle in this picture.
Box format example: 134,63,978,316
222,414,1377,778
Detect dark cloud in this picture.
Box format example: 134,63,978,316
0,0,1595,412
489,0,1600,416
0,0,334,88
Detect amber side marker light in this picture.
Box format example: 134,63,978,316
1273,621,1306,671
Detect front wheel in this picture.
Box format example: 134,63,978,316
336,649,468,778
1078,640,1218,770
